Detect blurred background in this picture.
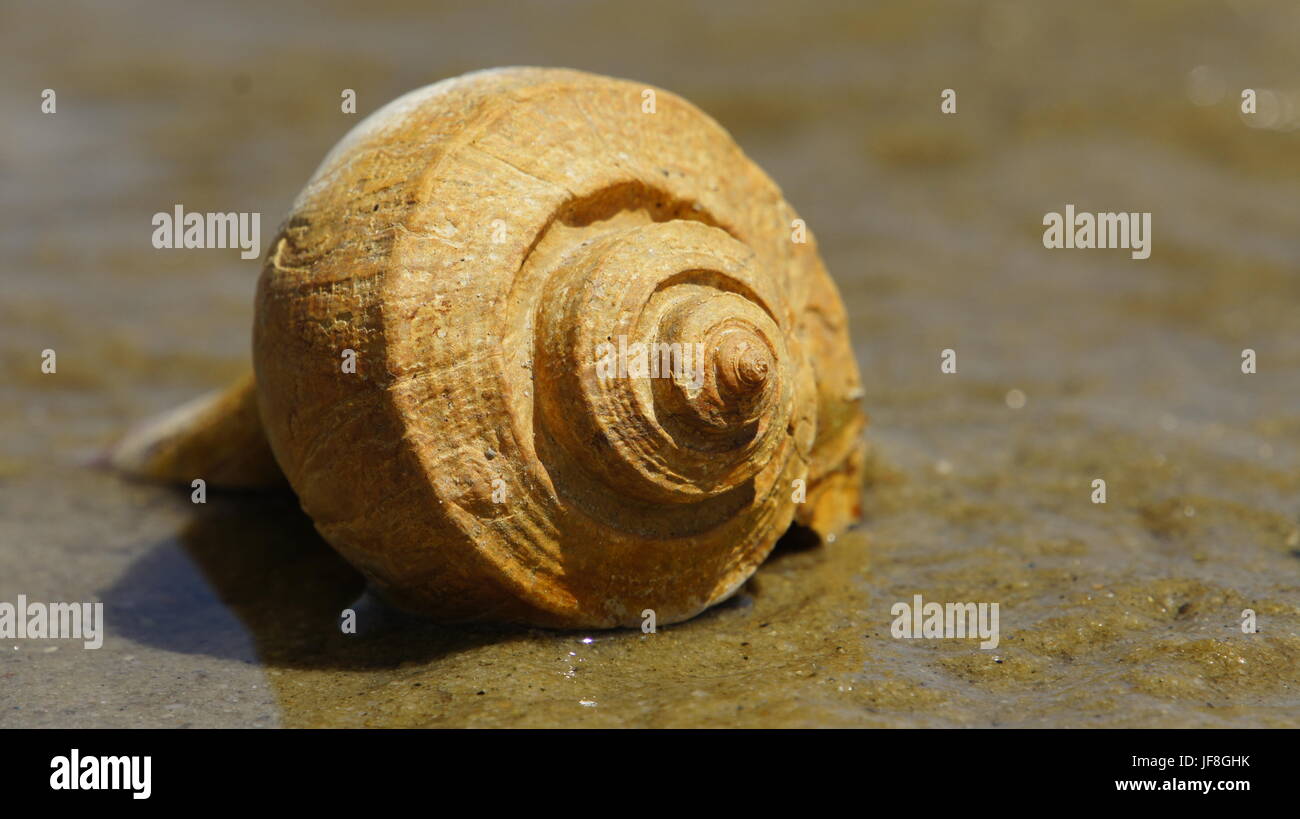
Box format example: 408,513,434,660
1,0,1297,727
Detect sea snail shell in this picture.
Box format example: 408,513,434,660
113,67,867,628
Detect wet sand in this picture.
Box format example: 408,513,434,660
1,0,1297,727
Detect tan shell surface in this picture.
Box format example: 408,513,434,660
252,67,863,628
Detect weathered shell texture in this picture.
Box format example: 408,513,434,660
253,67,865,628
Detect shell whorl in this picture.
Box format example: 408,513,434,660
253,68,865,628
534,221,805,507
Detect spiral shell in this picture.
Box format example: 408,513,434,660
123,68,866,628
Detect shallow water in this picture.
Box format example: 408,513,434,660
2,0,1297,727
